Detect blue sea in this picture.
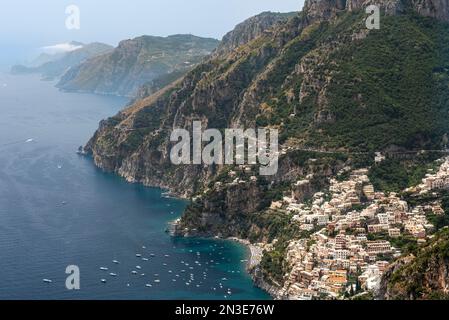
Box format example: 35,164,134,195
0,73,270,300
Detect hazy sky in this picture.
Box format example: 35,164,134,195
0,0,304,68
0,0,304,47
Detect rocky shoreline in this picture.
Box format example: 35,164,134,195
227,238,283,300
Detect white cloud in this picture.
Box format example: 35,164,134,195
41,43,83,54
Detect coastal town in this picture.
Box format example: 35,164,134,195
248,156,449,300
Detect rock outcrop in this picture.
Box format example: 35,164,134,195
216,11,298,55
379,228,449,300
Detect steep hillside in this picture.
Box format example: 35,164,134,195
57,34,219,97
11,42,113,79
379,227,449,300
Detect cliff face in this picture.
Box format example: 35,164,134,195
412,0,449,21
303,0,449,22
57,35,219,97
379,228,449,300
216,11,298,55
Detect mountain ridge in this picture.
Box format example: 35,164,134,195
56,34,219,97
10,42,113,80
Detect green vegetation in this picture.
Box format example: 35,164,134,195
251,12,449,152
387,228,449,299
368,153,441,192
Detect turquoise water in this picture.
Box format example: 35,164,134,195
0,73,270,300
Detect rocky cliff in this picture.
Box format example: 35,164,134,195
57,34,219,97
215,11,298,55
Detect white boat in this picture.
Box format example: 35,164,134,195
100,267,108,271
154,279,161,283
131,271,138,275
101,279,107,283
136,266,142,270
142,258,149,261
145,284,152,288
43,279,52,283
109,273,117,277
136,254,142,257
112,260,120,264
